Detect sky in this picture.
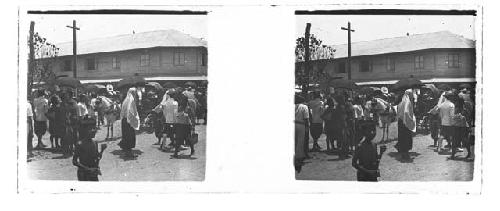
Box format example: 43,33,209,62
296,15,476,45
27,14,207,44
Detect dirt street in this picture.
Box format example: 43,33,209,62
296,122,474,181
27,121,206,181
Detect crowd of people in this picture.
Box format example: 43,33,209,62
27,83,207,181
294,84,476,181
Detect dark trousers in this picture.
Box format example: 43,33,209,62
28,118,33,154
357,171,378,182
174,124,195,155
77,168,98,181
452,126,470,157
303,125,310,154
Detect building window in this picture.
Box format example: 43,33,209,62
63,60,72,72
414,55,424,69
112,56,120,69
359,60,371,72
201,53,207,66
337,61,346,73
174,52,185,66
447,53,460,68
140,54,150,67
86,58,96,71
386,57,395,72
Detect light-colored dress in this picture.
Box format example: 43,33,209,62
295,103,309,160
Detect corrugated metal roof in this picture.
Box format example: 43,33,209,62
331,31,474,59
56,29,207,56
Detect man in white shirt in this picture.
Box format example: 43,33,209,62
33,90,49,148
308,91,324,151
155,90,178,149
430,92,455,153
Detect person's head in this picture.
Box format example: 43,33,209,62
381,87,389,95
353,96,362,105
312,91,321,100
78,116,97,140
127,87,138,99
443,91,454,102
37,89,45,98
360,120,377,142
50,95,61,106
326,97,335,107
333,94,345,106
78,94,88,104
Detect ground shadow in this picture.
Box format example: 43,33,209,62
387,151,421,163
157,147,176,153
324,150,341,156
447,156,475,163
170,154,197,160
110,149,144,161
437,149,452,155
327,156,351,162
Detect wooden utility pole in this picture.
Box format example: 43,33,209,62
303,23,311,95
341,22,355,80
66,20,80,78
28,21,35,101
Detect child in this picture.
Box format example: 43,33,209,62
72,116,106,181
173,100,195,157
352,120,387,182
429,112,441,147
146,111,165,145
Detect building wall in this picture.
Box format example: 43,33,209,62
53,47,208,79
313,48,475,82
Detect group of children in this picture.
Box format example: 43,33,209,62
428,88,475,160
146,88,198,157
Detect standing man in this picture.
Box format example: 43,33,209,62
308,91,324,151
430,92,455,155
33,89,49,149
155,90,178,150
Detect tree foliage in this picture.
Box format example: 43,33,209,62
28,31,59,100
295,34,336,92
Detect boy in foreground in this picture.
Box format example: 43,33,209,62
352,120,387,182
72,116,107,181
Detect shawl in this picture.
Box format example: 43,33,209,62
120,88,140,130
397,89,416,132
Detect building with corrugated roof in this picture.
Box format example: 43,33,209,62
52,29,207,83
296,31,476,85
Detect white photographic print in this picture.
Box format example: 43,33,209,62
13,4,485,195
22,10,208,182
294,9,479,182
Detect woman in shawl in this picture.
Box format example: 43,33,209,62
396,89,416,160
119,88,140,156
